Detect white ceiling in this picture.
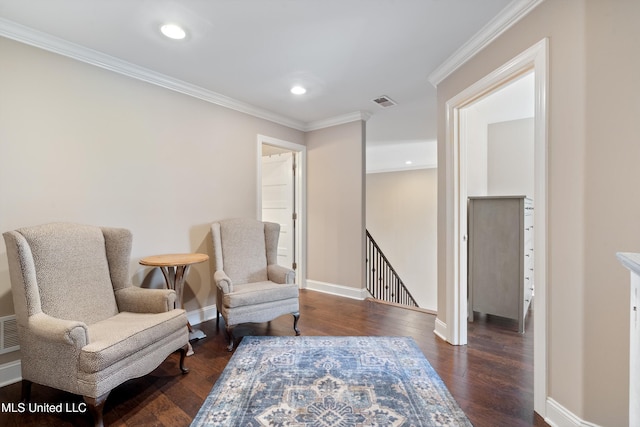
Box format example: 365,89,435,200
0,0,532,170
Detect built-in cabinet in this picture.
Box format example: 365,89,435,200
468,196,534,333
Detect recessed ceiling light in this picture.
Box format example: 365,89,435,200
160,24,186,40
291,86,307,95
405,160,413,165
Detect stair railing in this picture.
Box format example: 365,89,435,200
366,230,419,308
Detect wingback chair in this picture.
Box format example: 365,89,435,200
3,223,190,427
211,218,300,351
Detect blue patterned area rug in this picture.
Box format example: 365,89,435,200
191,336,472,426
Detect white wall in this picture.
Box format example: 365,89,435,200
465,106,489,196
466,117,533,199
366,169,437,311
487,118,534,197
466,72,534,198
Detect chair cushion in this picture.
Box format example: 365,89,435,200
79,310,186,374
223,281,299,309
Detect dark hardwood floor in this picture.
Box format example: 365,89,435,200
0,289,547,426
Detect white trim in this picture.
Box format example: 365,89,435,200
434,318,448,341
0,18,305,131
186,303,219,327
444,38,548,415
0,360,21,387
305,280,369,300
428,0,545,86
444,99,465,346
305,111,372,132
532,38,549,417
545,398,602,427
366,163,437,174
257,135,307,289
0,17,371,133
259,135,308,153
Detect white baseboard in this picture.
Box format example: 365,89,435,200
434,317,448,341
186,303,218,327
0,360,21,387
545,397,602,427
305,280,369,300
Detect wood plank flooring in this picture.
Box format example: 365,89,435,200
0,289,547,426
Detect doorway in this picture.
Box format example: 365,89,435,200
443,39,548,415
256,135,306,288
262,150,295,268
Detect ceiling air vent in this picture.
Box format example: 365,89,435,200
372,95,397,108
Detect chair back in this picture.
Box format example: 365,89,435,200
213,218,280,285
4,223,121,325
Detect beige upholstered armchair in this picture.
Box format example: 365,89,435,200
3,223,189,427
211,218,300,351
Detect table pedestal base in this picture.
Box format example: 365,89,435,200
186,328,207,356
139,253,210,357
190,329,206,340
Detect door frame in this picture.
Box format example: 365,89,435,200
443,38,548,415
256,134,307,289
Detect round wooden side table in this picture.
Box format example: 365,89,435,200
140,253,209,355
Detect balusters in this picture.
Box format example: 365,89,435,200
365,230,419,308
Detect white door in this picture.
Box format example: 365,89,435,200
261,152,295,270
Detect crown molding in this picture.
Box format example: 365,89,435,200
304,111,372,132
0,17,309,131
428,0,545,87
366,163,437,174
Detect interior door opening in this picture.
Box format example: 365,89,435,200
261,148,295,270
463,71,535,333
443,39,548,415
257,135,306,289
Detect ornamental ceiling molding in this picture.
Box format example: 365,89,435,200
428,0,545,87
0,17,317,131
0,0,542,130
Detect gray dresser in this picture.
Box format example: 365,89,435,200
468,196,534,333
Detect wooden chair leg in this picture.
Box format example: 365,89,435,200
225,325,235,352
84,392,109,427
178,344,190,374
20,380,32,403
293,312,301,335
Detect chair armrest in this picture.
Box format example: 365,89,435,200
29,312,88,348
115,286,177,313
267,264,295,284
214,270,233,293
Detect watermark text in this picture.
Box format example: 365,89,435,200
1,402,87,414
